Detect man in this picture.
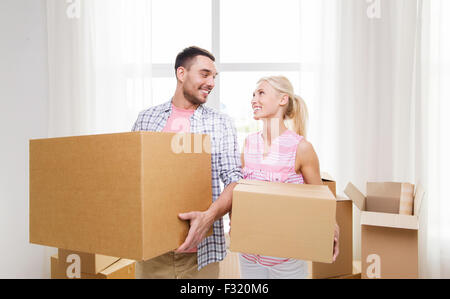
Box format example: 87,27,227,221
131,46,242,278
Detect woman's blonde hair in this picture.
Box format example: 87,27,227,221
257,76,309,138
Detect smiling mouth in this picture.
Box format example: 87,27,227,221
253,107,262,112
200,89,211,97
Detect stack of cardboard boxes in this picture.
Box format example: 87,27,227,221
230,174,357,279
308,174,354,279
29,132,213,279
51,249,135,279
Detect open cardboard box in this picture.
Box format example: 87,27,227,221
230,179,336,264
344,182,425,279
30,132,212,261
58,249,120,275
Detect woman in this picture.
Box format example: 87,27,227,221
239,76,339,279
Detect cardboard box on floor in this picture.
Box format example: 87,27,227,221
344,182,425,279
230,179,337,263
307,174,353,279
58,249,120,274
51,255,135,279
30,132,212,261
329,261,361,279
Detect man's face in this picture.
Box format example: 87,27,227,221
180,56,217,105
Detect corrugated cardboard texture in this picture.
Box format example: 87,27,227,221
230,181,336,263
58,249,120,274
51,255,135,279
310,197,353,278
366,182,402,214
30,133,143,259
399,183,414,215
30,132,212,261
141,133,212,259
361,225,418,279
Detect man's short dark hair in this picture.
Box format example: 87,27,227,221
175,46,215,74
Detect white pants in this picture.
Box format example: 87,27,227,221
239,254,308,279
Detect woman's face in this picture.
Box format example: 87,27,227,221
251,81,286,120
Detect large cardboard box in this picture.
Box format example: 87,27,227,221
230,180,337,263
308,196,353,279
58,249,120,274
344,182,425,279
30,132,212,261
51,255,135,279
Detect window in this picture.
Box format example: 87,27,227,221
148,0,327,150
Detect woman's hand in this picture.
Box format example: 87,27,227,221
332,223,340,262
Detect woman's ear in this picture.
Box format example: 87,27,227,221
280,94,290,106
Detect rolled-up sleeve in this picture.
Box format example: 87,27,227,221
218,116,243,187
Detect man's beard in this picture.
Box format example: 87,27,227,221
183,87,206,106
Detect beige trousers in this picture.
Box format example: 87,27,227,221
136,251,220,279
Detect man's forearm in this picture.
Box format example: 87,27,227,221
205,182,237,223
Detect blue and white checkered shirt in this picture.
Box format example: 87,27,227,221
132,100,242,270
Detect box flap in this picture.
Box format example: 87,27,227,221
336,196,352,202
366,182,402,198
321,172,335,182
235,181,334,201
414,183,425,216
344,183,366,211
361,211,419,230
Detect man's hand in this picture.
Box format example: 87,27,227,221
175,182,237,253
332,223,340,262
175,211,215,253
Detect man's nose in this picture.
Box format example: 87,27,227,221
207,77,215,89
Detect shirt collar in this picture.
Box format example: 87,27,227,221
164,99,208,119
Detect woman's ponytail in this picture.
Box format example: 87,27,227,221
287,95,309,138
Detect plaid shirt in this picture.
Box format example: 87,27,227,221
132,100,242,270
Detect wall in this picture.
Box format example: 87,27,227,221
0,0,54,278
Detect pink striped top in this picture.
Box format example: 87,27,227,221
241,129,304,266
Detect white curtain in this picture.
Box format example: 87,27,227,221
416,0,450,279
330,0,420,264
46,0,152,137
329,0,450,278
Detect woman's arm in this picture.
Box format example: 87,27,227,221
295,139,322,184
241,137,248,168
295,138,340,262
